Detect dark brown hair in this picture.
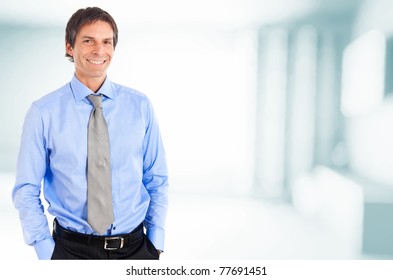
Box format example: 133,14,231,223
65,7,118,62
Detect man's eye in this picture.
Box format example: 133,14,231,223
84,40,93,43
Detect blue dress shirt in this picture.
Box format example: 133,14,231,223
12,75,169,259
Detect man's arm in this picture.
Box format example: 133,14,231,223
142,100,169,252
12,104,54,259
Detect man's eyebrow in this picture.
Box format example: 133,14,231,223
81,36,95,40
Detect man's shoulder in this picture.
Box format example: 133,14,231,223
33,83,71,109
111,82,150,102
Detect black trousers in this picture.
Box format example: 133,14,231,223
51,221,160,260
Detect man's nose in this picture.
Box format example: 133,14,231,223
93,43,105,54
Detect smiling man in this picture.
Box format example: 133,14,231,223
12,7,169,260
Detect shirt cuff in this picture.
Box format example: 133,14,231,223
146,227,165,252
34,238,55,260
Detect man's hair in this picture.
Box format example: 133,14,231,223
65,7,118,62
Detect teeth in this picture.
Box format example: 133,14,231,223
88,59,105,65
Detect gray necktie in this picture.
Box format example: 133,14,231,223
87,94,114,235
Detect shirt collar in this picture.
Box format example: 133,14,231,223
70,74,115,102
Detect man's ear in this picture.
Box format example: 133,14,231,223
66,43,74,57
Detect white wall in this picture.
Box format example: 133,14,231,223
343,0,393,191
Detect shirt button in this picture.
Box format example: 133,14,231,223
113,227,116,230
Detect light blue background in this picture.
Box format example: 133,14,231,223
1,0,392,260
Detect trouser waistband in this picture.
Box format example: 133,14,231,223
53,219,143,250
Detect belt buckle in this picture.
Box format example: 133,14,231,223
104,236,124,250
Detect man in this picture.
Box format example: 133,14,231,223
12,7,169,260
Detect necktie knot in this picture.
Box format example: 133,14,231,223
88,94,103,109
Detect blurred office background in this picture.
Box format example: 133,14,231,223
1,0,393,260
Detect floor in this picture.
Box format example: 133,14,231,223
163,192,362,260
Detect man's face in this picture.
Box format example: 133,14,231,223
66,20,114,83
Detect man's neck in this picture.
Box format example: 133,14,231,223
75,73,106,93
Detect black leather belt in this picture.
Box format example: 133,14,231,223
53,219,143,250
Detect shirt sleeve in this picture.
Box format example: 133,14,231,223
142,99,169,252
34,237,55,260
12,104,53,258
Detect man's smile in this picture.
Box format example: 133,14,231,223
86,59,106,65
